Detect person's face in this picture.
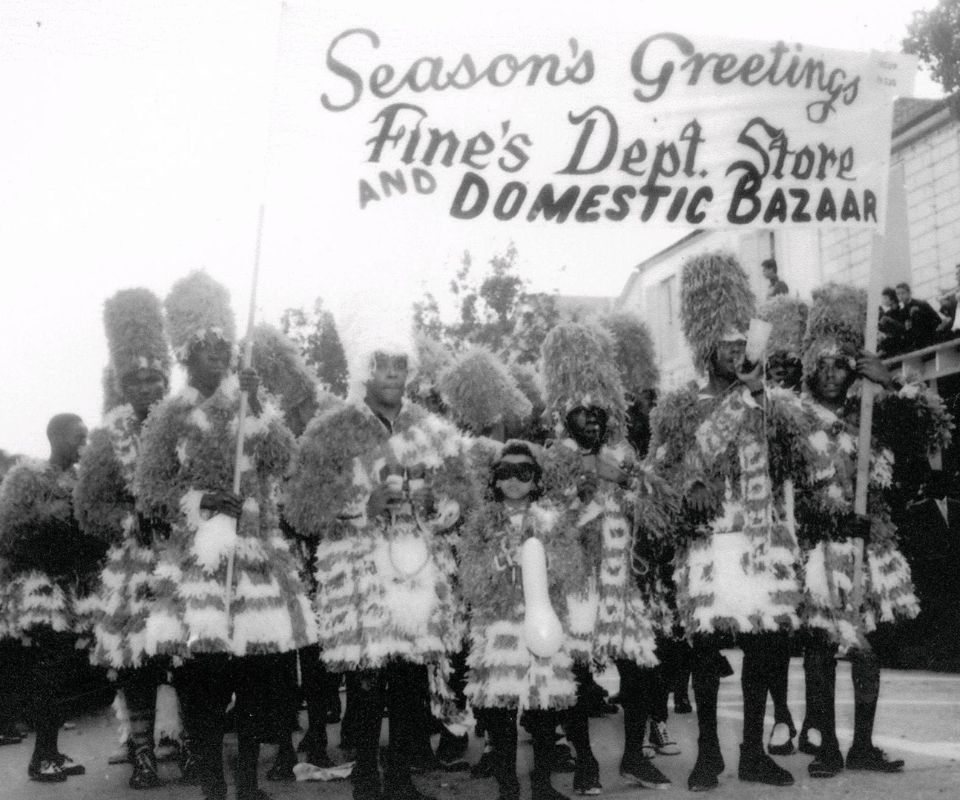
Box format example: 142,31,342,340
188,333,232,391
366,352,408,406
766,352,802,390
121,367,167,417
567,406,605,451
896,286,910,305
494,453,537,502
813,356,854,403
60,420,88,466
713,339,746,379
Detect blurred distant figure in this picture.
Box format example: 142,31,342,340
896,282,941,351
936,292,959,342
762,259,789,298
878,287,907,357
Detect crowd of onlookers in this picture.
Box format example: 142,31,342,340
878,281,960,357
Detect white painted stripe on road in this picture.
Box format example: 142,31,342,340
715,708,960,761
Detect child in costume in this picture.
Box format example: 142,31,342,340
460,440,585,800
648,252,838,792
134,271,317,800
284,303,474,800
0,413,105,782
540,320,674,793
74,288,179,789
794,284,947,778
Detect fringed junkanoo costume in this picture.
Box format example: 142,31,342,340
285,400,471,674
458,462,587,800
133,270,316,800
0,455,107,780
649,251,837,791
74,287,179,789
792,283,952,775
539,320,673,793
135,377,316,659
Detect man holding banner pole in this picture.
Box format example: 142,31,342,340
134,271,317,800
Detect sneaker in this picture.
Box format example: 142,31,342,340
573,756,602,795
845,746,904,773
620,753,671,789
738,745,794,786
649,720,681,756
767,722,795,756
53,753,86,776
29,759,67,782
808,748,844,778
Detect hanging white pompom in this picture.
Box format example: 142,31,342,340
191,513,238,574
521,537,564,658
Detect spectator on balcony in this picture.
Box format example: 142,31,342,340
878,287,907,357
936,292,959,342
761,259,789,299
896,282,941,352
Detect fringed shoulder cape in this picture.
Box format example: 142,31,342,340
460,498,583,710
285,399,475,673
74,404,167,669
649,382,837,639
795,382,950,648
0,459,106,642
133,377,316,660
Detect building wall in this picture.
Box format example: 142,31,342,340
619,108,960,392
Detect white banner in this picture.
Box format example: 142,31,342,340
269,4,915,249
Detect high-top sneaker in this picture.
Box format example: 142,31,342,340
129,747,163,789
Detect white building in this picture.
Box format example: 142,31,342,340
617,95,960,390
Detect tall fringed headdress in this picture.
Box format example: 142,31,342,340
758,296,809,360
509,362,545,414
680,250,755,373
337,289,419,401
249,323,318,435
541,320,626,433
103,287,171,391
801,283,866,383
598,311,660,394
405,332,453,405
439,346,532,435
164,270,236,363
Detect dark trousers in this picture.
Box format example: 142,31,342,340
120,658,169,756
350,660,428,796
484,706,559,795
21,630,89,766
174,652,287,799
803,634,881,755
615,659,657,757
739,633,792,750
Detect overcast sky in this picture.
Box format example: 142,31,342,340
0,0,943,457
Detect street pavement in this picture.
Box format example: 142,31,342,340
2,650,959,799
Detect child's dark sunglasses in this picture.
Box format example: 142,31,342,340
494,463,537,482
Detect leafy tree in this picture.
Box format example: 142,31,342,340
903,0,960,93
280,298,348,396
414,244,559,364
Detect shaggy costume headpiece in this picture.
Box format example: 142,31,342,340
338,290,419,401
509,362,544,413
801,283,866,383
164,270,236,362
103,288,171,386
248,323,318,435
541,320,626,432
599,311,660,394
405,332,453,403
680,250,755,373
758,296,809,360
439,346,532,434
